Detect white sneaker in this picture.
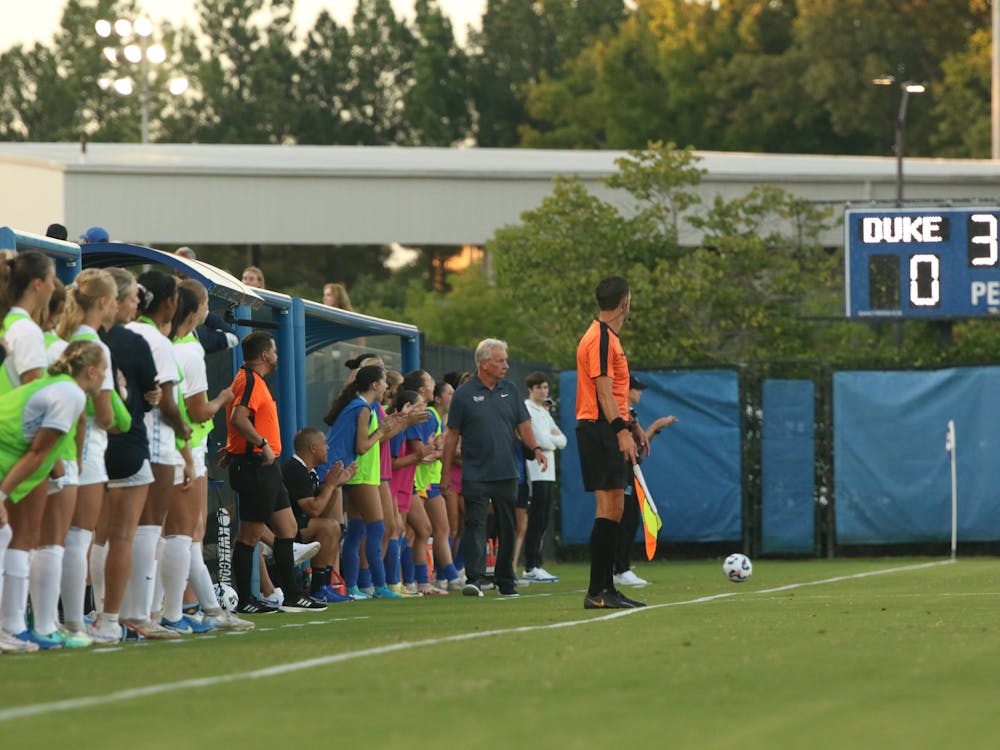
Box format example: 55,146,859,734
614,570,649,586
205,610,255,631
523,566,559,582
293,541,321,565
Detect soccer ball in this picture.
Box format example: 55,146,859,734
214,582,238,611
723,553,753,583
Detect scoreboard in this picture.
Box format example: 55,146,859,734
845,207,1000,318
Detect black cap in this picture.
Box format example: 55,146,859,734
629,375,647,391
45,223,68,241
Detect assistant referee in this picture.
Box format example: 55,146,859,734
575,276,649,609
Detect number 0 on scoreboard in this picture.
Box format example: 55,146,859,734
845,207,1000,318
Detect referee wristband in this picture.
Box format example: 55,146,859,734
611,417,629,434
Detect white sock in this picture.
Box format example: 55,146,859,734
89,541,108,614
149,536,165,618
160,534,192,622
0,548,30,634
62,527,93,627
123,525,160,621
29,545,65,635
0,523,11,602
189,541,221,612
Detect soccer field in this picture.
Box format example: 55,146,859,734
1,557,998,749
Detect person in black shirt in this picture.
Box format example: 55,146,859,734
280,428,356,603
91,268,163,642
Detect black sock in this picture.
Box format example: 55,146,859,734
311,566,332,594
588,518,618,596
273,538,300,599
233,542,255,603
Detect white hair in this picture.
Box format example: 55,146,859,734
474,338,508,367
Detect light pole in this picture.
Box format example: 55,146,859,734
95,17,188,143
873,75,926,207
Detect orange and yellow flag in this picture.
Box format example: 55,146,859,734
632,464,662,560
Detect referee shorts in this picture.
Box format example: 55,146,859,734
576,420,628,492
229,457,291,523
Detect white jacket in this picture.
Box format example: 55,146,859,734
525,399,567,483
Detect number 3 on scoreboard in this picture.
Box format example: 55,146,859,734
910,254,940,307
969,213,999,267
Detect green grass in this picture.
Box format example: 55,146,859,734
2,557,999,748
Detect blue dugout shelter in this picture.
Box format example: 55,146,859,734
0,226,82,283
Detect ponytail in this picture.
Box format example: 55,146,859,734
324,364,385,425
56,268,116,339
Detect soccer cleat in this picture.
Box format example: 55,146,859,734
0,629,40,653
180,613,217,634
462,581,484,598
53,627,93,648
346,585,372,600
311,584,354,603
446,578,465,591
204,610,255,631
122,619,183,640
88,618,125,644
418,584,448,596
497,585,520,598
614,570,649,586
372,584,403,599
293,541,321,565
279,595,328,613
615,590,647,608
583,589,633,610
400,582,421,598
523,567,560,583
160,616,194,635
235,599,280,615
15,629,64,650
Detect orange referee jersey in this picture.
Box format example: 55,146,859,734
226,366,282,456
575,319,630,421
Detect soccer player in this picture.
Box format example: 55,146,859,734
0,341,107,651
169,280,252,631
574,276,649,609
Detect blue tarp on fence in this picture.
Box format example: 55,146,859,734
761,379,815,553
834,367,1000,544
558,370,742,545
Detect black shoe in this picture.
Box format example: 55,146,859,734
280,595,328,613
615,590,646,608
236,598,279,615
583,589,632,610
497,582,520,598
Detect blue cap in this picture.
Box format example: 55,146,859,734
79,226,109,243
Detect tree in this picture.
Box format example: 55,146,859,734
486,142,845,367
521,0,988,155
186,0,300,144
340,0,416,145
469,0,627,147
292,11,353,145
405,0,472,146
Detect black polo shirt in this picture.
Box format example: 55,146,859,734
447,375,530,482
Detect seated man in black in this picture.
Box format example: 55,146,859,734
281,427,356,603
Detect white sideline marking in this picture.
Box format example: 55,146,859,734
0,559,954,723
